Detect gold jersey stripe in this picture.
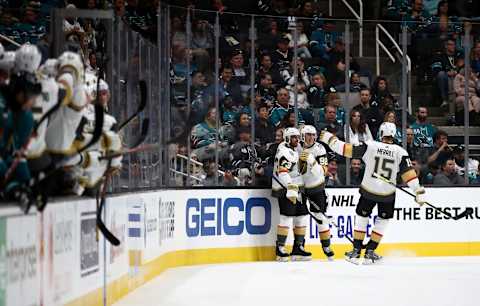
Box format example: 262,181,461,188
401,169,418,183
57,79,72,106
343,143,353,158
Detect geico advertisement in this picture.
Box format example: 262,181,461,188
176,189,275,248
177,187,480,248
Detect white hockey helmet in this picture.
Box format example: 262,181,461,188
39,58,58,78
84,71,98,98
283,127,300,143
379,122,397,138
57,51,84,83
300,125,317,142
98,79,109,93
13,43,41,76
0,51,16,72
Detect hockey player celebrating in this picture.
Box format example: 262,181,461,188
26,59,60,173
45,51,89,157
319,122,426,264
299,125,334,260
78,78,122,194
272,127,312,261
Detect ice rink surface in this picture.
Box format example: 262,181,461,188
114,256,480,306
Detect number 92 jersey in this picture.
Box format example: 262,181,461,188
357,140,415,202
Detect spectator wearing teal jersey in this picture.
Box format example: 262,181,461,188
316,92,345,127
269,87,304,127
410,107,438,164
404,0,431,32
410,106,437,149
191,107,229,162
386,0,410,20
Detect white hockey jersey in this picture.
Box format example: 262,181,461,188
320,131,418,202
300,142,328,190
272,141,303,196
26,75,59,158
46,72,88,155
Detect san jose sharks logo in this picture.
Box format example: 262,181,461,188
412,126,433,147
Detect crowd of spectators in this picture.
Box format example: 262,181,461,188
2,0,480,188
165,0,480,187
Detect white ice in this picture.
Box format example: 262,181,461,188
114,256,480,306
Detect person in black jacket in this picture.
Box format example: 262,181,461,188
352,88,383,137
254,102,275,145
307,73,328,108
431,38,462,108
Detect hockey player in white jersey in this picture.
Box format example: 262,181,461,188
320,122,426,264
26,59,59,172
299,125,334,260
272,127,312,261
45,51,89,156
78,79,122,193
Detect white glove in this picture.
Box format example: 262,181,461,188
286,183,299,204
415,186,426,206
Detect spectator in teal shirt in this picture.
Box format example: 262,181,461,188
410,106,437,148
316,92,345,126
269,87,303,127
410,106,437,164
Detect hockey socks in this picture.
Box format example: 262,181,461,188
366,217,389,251
276,225,289,261
291,226,312,261
352,215,368,250
318,224,334,260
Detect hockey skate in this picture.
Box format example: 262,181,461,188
290,242,312,261
322,246,335,261
276,243,290,262
363,249,383,265
345,248,361,265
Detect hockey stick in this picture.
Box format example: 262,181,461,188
96,172,120,246
95,121,149,246
99,118,151,160
75,102,104,154
272,175,357,246
97,114,149,246
99,143,159,160
373,172,473,220
117,80,147,132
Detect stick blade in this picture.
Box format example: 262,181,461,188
97,197,121,246
453,207,474,220
138,80,147,112
131,118,149,148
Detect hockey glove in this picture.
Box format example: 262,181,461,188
286,183,299,204
300,151,316,166
415,187,426,206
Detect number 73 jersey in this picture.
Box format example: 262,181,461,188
354,140,415,202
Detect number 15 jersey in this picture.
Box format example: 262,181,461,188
356,140,415,202
321,132,417,203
